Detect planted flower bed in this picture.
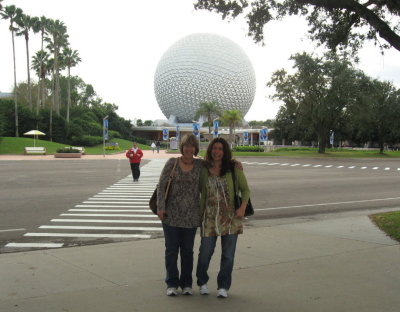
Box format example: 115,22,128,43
54,147,82,158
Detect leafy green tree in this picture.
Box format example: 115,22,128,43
136,119,143,126
195,1,400,54
194,101,221,134
221,109,243,144
1,5,23,136
62,47,81,122
268,53,357,153
144,120,153,126
349,75,400,153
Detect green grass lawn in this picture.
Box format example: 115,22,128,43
370,211,400,242
0,137,149,155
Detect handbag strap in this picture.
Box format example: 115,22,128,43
164,158,178,200
230,162,238,197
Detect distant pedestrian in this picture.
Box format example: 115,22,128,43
156,141,161,153
151,142,156,154
126,142,143,182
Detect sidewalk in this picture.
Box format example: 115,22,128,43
0,149,173,161
0,209,399,312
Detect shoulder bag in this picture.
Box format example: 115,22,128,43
149,158,178,214
231,164,254,217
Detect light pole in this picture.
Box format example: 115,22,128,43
103,115,109,158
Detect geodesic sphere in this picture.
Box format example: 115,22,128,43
154,33,256,123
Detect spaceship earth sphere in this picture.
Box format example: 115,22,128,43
154,33,256,123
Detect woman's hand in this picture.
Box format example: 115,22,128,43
157,210,167,220
235,204,246,219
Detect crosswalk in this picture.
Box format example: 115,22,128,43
4,159,167,250
242,161,400,172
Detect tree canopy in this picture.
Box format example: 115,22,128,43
194,0,400,54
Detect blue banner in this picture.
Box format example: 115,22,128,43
213,120,219,138
260,128,268,142
193,123,200,138
162,128,169,141
176,125,180,140
103,119,109,141
243,131,249,143
330,131,334,145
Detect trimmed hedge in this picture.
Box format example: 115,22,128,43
233,146,264,152
71,135,103,146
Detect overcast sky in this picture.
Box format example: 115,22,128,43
1,0,399,122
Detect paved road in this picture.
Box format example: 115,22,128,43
1,156,399,253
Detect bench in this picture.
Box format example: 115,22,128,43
66,146,85,154
24,147,46,155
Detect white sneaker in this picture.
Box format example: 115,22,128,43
166,287,178,296
182,287,193,295
199,284,210,295
217,288,228,298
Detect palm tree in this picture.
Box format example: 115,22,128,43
194,101,221,134
45,19,69,116
1,5,23,137
32,16,49,114
221,110,243,145
31,50,49,114
16,14,39,112
62,47,81,122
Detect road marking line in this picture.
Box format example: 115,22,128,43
348,166,355,169
24,233,151,239
290,164,300,166
51,219,161,224
280,163,290,166
39,225,162,231
94,195,151,198
88,198,149,201
302,164,311,167
325,165,333,168
257,196,400,211
372,167,379,170
5,243,63,248
336,166,344,168
70,209,149,212
361,167,367,169
83,201,148,204
76,205,148,208
0,228,26,233
384,167,390,170
313,165,322,167
60,213,157,218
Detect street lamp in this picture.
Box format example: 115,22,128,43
103,115,109,158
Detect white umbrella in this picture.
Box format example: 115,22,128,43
23,130,46,147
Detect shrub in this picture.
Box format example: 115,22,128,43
56,147,80,153
233,146,264,152
71,135,103,146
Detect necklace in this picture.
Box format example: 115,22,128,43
180,156,194,165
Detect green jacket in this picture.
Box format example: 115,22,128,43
199,166,250,214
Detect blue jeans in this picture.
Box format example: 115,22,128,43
162,223,197,289
196,234,238,290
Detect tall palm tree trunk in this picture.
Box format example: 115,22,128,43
12,29,19,137
67,67,71,122
25,33,32,111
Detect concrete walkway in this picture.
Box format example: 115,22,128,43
0,209,399,312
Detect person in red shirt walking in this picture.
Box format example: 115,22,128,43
125,142,144,182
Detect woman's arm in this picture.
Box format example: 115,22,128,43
234,168,250,218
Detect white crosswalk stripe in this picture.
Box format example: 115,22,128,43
242,161,399,172
5,159,167,250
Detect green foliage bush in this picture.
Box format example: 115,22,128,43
71,135,103,146
105,145,121,151
274,147,318,152
108,130,121,140
56,147,81,153
233,146,264,152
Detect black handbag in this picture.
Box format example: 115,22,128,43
231,165,254,217
149,158,178,214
